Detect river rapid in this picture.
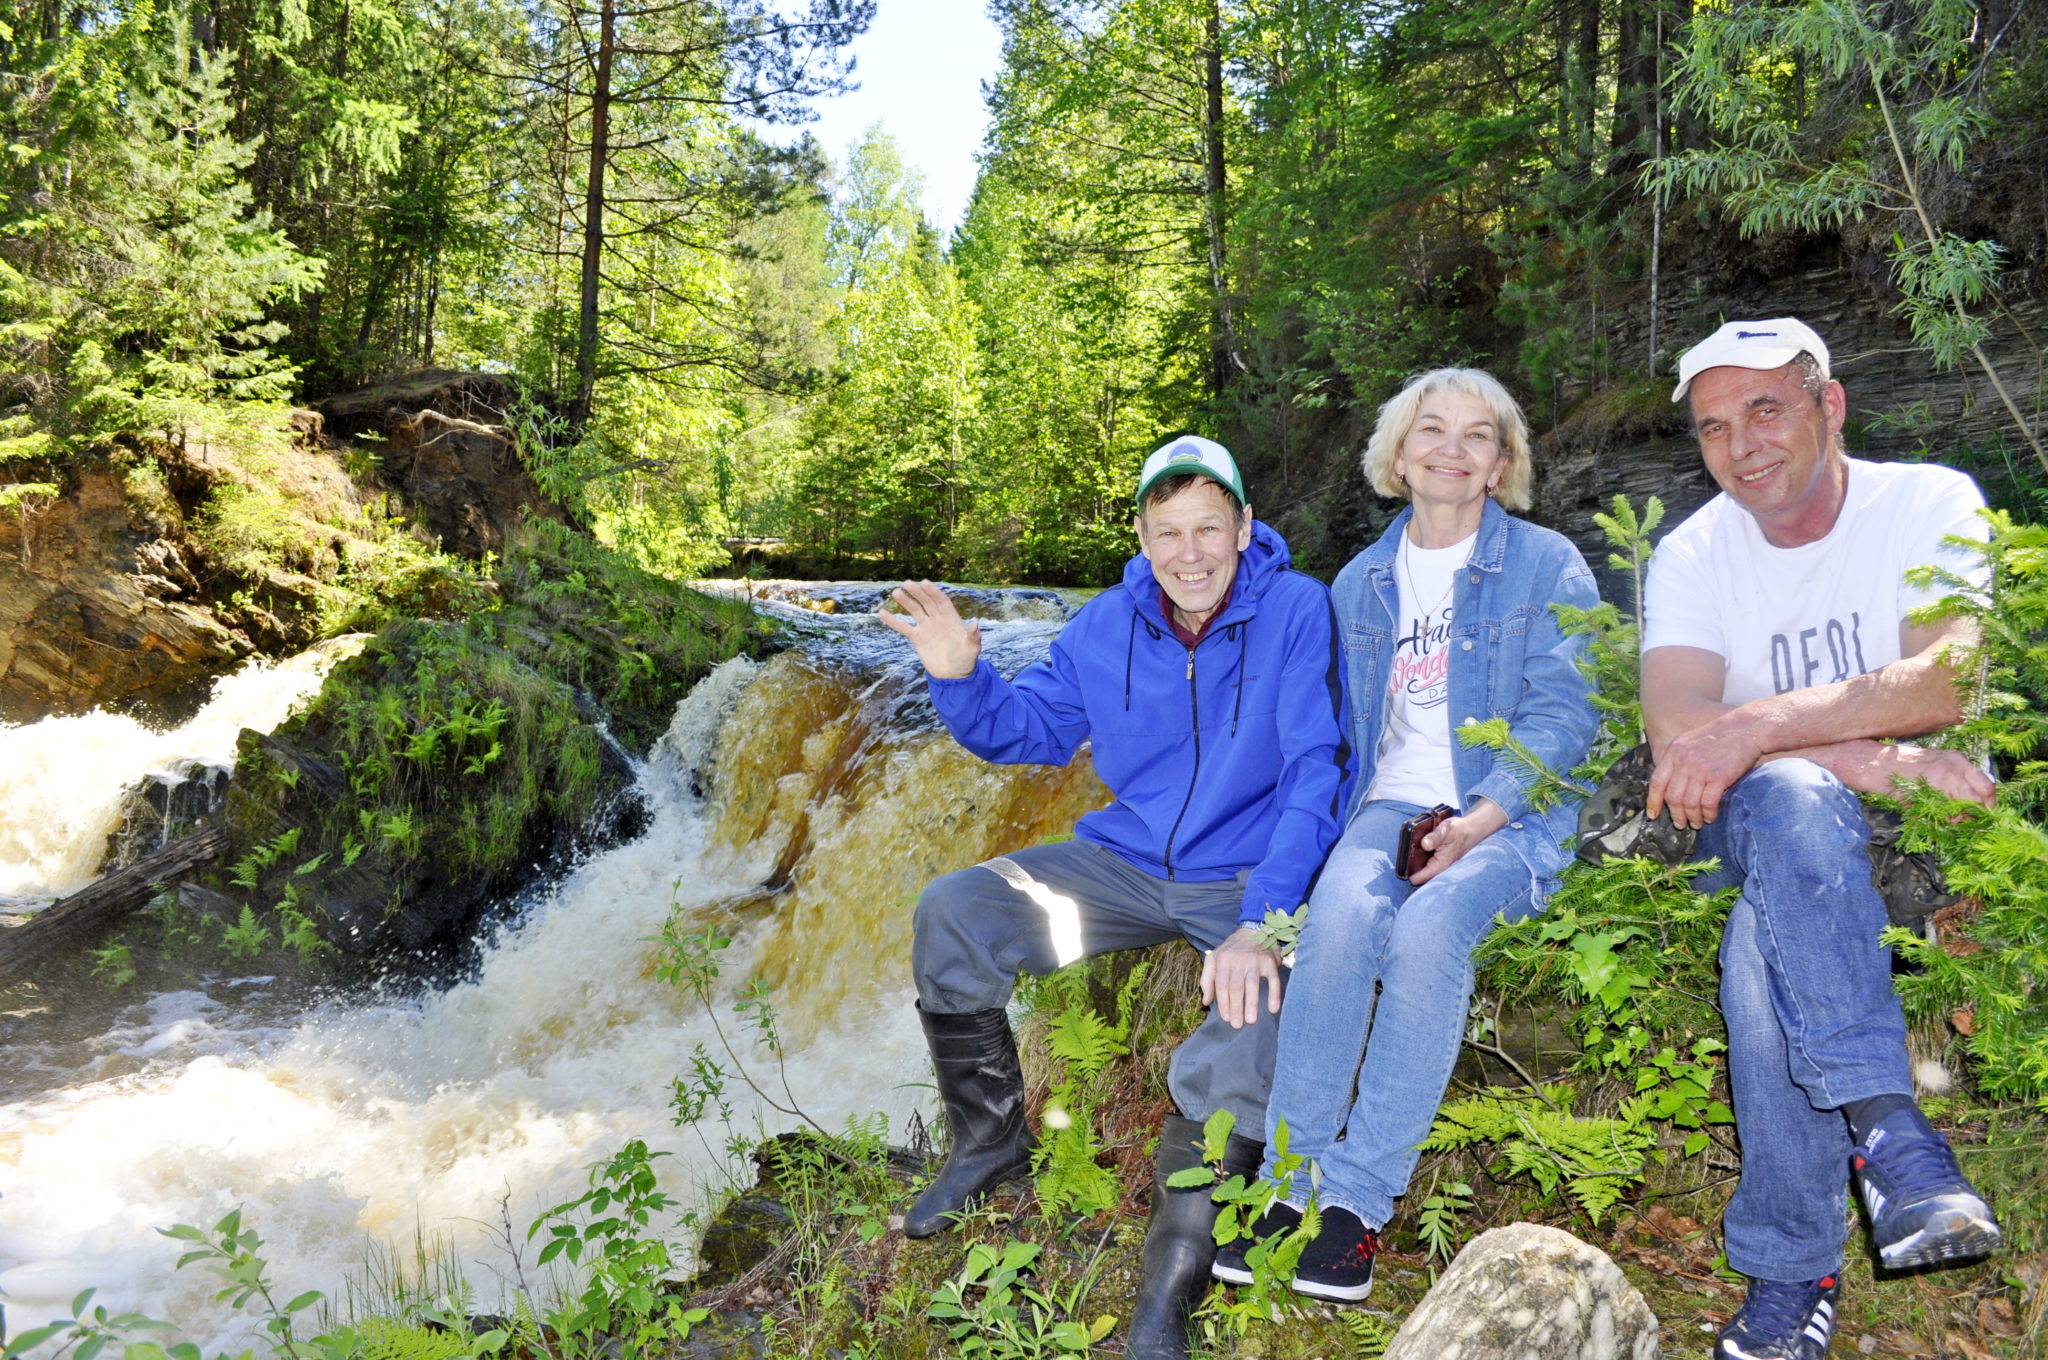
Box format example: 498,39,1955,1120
0,588,1106,1350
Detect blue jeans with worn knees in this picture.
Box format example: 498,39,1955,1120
1259,799,1538,1229
1691,759,1914,1282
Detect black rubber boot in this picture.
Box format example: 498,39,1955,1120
902,1003,1036,1239
1126,1113,1264,1360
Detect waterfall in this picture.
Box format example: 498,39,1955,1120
0,637,368,909
0,603,1107,1351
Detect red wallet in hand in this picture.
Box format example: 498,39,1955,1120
1395,803,1457,881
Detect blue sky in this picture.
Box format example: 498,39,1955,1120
777,0,1005,233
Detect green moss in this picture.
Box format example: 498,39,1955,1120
176,518,774,969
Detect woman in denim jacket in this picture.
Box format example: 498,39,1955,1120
1212,367,1601,1301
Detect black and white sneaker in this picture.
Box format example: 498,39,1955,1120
1716,1275,1840,1360
1289,1204,1378,1302
1211,1200,1303,1285
1852,1107,2003,1269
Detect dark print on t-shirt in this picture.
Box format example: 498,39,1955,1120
1768,612,1869,695
1389,606,1454,710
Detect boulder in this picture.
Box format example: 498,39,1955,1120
316,371,567,558
1383,1222,1660,1360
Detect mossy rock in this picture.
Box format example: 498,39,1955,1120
166,522,774,974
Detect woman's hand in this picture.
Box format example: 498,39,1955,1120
1406,797,1509,886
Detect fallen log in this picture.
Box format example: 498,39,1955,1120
0,825,230,987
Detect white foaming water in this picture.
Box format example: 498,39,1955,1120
0,638,369,907
0,656,928,1352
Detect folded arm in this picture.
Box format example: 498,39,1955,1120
1642,616,1990,828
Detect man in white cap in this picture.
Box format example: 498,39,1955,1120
1642,319,2002,1359
878,434,1351,1359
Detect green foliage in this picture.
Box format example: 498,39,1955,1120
1252,904,1305,956
1184,1111,1316,1336
181,521,762,970
1423,1088,1657,1224
1339,1310,1397,1358
1857,511,2048,1106
0,6,322,461
1908,514,2048,792
161,1211,332,1356
651,911,875,1174
1415,1178,1474,1269
346,1319,468,1360
1456,717,1592,813
0,1288,180,1360
1554,495,1665,756
528,1141,709,1354
787,141,983,575
925,1241,1114,1359
223,904,276,960
1887,790,2048,1108
88,941,138,987
1026,962,1147,1215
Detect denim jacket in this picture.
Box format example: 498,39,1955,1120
1332,497,1601,895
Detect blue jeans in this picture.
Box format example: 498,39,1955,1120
1259,799,1538,1229
1693,760,1914,1282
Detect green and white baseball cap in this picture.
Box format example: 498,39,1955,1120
1135,434,1246,505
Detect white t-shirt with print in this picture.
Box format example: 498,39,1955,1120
1642,458,1987,706
1367,530,1475,806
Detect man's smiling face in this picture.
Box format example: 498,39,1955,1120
1688,360,1850,548
1135,478,1252,631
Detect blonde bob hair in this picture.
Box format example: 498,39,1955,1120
1360,367,1535,511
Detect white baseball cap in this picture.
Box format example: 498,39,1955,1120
1671,318,1831,402
1135,434,1247,504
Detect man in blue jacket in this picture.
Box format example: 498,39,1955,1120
878,435,1351,1360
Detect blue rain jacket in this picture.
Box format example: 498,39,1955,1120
928,521,1353,925
1333,497,1600,896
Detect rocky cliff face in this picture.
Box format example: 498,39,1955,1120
1531,242,2046,584
316,370,566,559
1247,231,2042,586
0,374,567,724
0,452,256,723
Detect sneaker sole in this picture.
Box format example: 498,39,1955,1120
1290,1274,1374,1303
1879,1213,2004,1270
1210,1261,1256,1286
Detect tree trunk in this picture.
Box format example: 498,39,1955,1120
1610,0,1655,178
0,827,230,988
1201,0,1237,401
1668,0,1704,151
573,0,616,427
1574,0,1601,174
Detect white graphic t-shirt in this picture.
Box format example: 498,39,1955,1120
1366,529,1475,806
1643,459,1987,705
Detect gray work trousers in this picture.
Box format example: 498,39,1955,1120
912,838,1280,1132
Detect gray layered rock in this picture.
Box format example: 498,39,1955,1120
1383,1222,1660,1360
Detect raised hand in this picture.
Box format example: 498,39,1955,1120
877,579,982,679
